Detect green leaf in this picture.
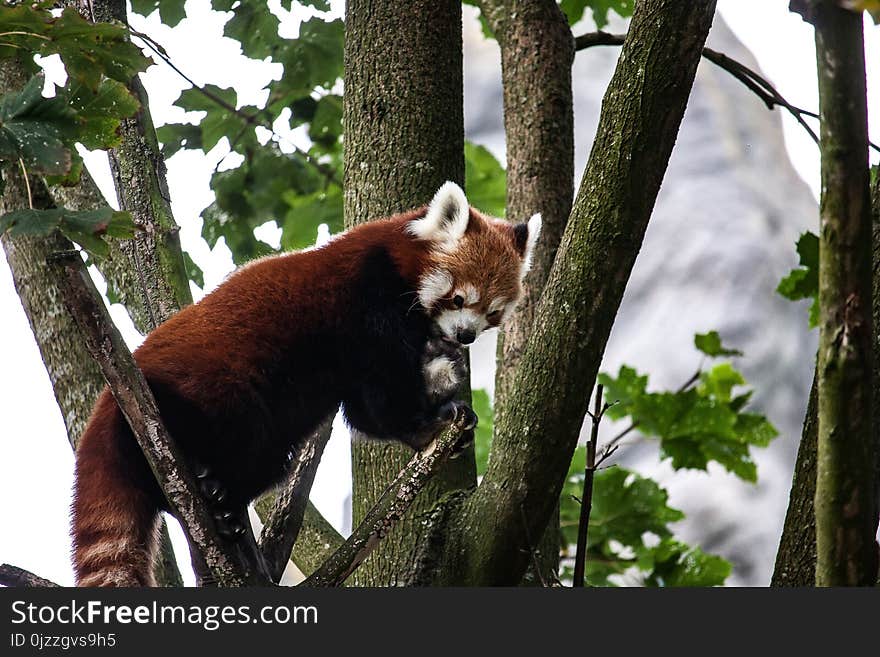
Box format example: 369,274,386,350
0,206,135,257
63,79,140,150
280,185,343,251
777,231,819,328
698,363,745,402
694,331,743,357
273,18,344,108
182,250,205,289
597,345,777,481
173,85,252,152
597,365,648,419
471,389,494,476
642,539,731,587
130,0,188,27
558,0,635,29
47,9,151,90
0,74,74,175
465,142,506,217
588,468,684,548
156,123,203,158
224,0,281,60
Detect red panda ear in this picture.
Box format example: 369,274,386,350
407,181,470,245
517,213,542,277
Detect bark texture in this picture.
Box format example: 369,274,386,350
772,375,818,586
477,0,575,582
54,253,268,586
479,0,574,401
344,0,474,586
257,416,334,582
430,0,718,585
290,502,345,576
772,145,880,589
811,1,876,586
304,422,473,586
70,0,192,332
0,59,182,587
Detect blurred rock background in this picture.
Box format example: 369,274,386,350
464,11,817,586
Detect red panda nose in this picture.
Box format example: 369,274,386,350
457,328,476,345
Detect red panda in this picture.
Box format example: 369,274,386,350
71,182,541,586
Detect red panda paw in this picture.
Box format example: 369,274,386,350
439,400,478,431
213,510,248,539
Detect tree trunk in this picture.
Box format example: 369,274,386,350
344,0,474,585
0,59,184,587
429,0,717,586
810,1,876,586
476,0,575,583
772,375,818,586
70,0,193,332
772,142,880,589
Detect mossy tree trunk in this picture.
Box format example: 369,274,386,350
344,0,475,586
476,0,575,582
772,2,880,589
810,0,876,587
772,375,818,586
425,0,717,585
74,0,193,331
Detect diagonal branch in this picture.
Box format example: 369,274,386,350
258,415,334,582
291,502,346,575
574,30,878,154
50,251,269,587
0,564,60,588
302,424,472,587
432,0,718,586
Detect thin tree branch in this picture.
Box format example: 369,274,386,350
50,250,269,587
0,564,60,588
301,423,472,587
574,30,880,154
597,368,701,461
519,504,549,587
573,384,604,587
442,0,717,586
258,415,334,583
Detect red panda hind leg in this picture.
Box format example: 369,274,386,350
72,390,162,587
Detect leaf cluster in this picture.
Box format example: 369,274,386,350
560,463,731,586
777,232,819,328
598,333,778,482
0,5,147,255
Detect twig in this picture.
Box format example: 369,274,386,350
597,367,702,461
574,31,880,154
259,415,334,583
301,421,472,587
573,384,604,587
0,564,60,588
17,158,32,209
50,251,269,587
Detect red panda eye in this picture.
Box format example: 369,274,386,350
487,310,501,320
453,295,464,309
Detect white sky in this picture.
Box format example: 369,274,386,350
0,1,878,586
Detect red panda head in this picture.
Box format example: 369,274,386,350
407,182,541,345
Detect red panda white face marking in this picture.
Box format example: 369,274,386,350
408,182,542,344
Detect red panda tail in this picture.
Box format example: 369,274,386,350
72,390,162,587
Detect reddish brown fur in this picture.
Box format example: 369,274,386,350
427,209,525,322
72,206,524,586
